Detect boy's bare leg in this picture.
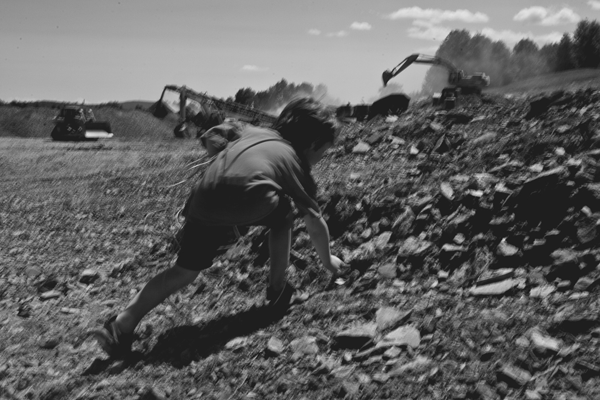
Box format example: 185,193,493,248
114,265,200,334
268,216,292,292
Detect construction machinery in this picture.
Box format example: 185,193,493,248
382,54,490,109
50,106,113,141
151,85,277,138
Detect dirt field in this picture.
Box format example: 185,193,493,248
2,91,600,399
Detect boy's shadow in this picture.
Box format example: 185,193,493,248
142,303,283,367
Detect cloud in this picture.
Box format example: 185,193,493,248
326,30,349,38
351,22,372,31
480,27,563,47
514,7,580,25
407,21,452,41
589,1,600,10
386,7,489,24
308,29,321,36
241,65,269,72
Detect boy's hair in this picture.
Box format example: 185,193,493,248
274,97,338,152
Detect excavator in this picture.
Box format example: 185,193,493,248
151,85,277,138
382,54,490,109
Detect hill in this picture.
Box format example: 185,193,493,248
486,68,600,96
2,85,600,399
0,104,178,141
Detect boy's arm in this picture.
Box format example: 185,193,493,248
303,213,344,275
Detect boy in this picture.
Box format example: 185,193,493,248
92,97,345,358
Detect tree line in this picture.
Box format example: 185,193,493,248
230,19,600,109
423,19,600,94
231,80,334,113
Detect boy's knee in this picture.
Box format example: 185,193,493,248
272,204,293,230
171,264,201,284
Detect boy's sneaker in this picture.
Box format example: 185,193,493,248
90,315,133,358
266,281,296,310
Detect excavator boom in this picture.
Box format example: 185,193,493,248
153,85,277,126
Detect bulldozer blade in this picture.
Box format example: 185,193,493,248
84,121,113,139
84,130,114,139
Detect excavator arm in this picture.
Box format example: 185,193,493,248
383,54,460,86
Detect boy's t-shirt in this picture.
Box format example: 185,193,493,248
186,126,321,225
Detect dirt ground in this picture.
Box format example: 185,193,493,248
1,91,600,399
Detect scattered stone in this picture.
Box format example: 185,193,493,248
420,315,437,334
470,279,517,296
480,345,496,361
378,325,420,349
387,356,432,376
529,285,555,298
353,346,384,361
352,142,371,154
79,269,100,284
60,307,81,314
392,207,416,238
17,303,32,318
375,307,411,331
528,328,561,354
40,290,62,300
440,182,454,201
474,382,499,400
574,360,600,378
339,380,360,397
472,131,498,145
383,346,402,359
266,336,284,356
24,266,42,277
575,216,598,244
440,244,467,258
39,336,60,349
335,323,377,349
291,336,319,356
476,269,515,286
556,280,572,291
138,386,167,400
496,364,532,387
348,232,392,262
332,366,356,381
225,337,249,351
377,263,397,279
496,238,520,259
372,373,390,383
574,276,595,291
397,237,434,260
365,131,385,145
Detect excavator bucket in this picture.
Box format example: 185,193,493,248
382,70,393,87
150,100,170,118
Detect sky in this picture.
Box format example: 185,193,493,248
1,0,599,104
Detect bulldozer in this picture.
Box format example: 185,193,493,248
151,85,277,138
50,106,114,141
382,54,490,109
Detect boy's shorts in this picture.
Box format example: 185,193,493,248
176,195,292,271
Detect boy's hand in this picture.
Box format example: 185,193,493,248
325,255,347,276
325,255,352,290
